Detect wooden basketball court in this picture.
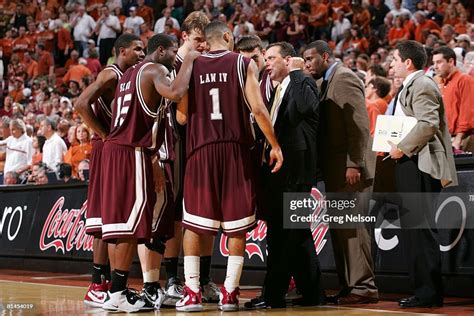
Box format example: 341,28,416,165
1,269,473,315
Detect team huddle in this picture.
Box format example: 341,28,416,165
76,11,283,313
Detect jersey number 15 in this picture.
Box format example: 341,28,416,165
114,93,132,128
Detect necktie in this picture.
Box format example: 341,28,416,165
391,84,404,115
269,84,283,124
320,79,328,98
263,84,283,163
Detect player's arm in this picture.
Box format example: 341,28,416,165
74,70,116,139
151,51,199,102
176,92,188,125
245,60,283,173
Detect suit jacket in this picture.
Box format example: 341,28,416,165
397,71,458,188
267,69,319,187
318,63,375,191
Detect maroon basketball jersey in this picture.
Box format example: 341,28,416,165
259,68,274,110
158,53,184,161
91,64,123,141
186,50,252,157
107,61,166,153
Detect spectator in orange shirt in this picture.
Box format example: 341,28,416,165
308,0,328,40
136,0,154,27
353,3,371,36
37,20,55,52
23,0,37,17
139,23,154,48
12,26,31,62
443,4,460,27
56,19,73,66
454,12,472,34
441,24,456,47
85,51,102,79
65,50,80,70
433,46,474,152
414,11,441,43
349,26,369,53
35,43,54,81
389,15,410,47
9,77,25,103
64,124,92,177
0,30,14,66
26,20,39,52
365,76,391,135
24,52,38,84
63,58,92,85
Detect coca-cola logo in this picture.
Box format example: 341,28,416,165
39,197,93,254
220,220,268,262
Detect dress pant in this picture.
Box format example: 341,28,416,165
395,156,443,301
99,38,116,65
328,180,379,298
261,166,324,306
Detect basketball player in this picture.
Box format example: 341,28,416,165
100,34,199,313
75,33,145,308
236,35,275,109
160,11,222,306
175,21,283,312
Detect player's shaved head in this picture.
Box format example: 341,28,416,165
114,33,141,56
204,21,231,43
147,34,176,55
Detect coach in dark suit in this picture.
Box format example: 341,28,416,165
303,40,378,305
256,41,323,308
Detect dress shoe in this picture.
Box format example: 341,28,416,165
244,296,267,310
326,294,339,304
398,296,443,308
336,293,379,305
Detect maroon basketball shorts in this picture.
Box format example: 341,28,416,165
100,143,156,243
182,142,257,237
151,161,175,240
85,139,104,235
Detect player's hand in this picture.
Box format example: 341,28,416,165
289,57,305,71
152,159,165,193
345,167,361,185
268,146,283,173
187,49,201,61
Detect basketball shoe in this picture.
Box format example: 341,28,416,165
175,286,203,312
202,279,220,303
102,288,154,312
218,287,240,311
141,283,166,309
163,277,184,306
83,279,109,308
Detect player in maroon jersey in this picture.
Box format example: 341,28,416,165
99,34,199,313
75,33,145,309
160,11,222,306
175,21,283,312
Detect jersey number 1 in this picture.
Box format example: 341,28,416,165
209,88,222,120
114,93,132,127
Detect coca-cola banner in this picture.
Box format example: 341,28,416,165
0,185,93,260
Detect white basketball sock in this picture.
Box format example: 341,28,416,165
184,256,200,293
224,256,244,292
143,268,160,283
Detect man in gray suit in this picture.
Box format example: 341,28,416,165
303,41,378,305
389,40,458,308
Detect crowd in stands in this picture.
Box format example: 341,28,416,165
0,0,473,185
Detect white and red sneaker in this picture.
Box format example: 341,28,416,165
218,287,240,311
84,280,108,308
175,286,203,312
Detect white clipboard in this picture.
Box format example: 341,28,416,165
372,115,418,152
